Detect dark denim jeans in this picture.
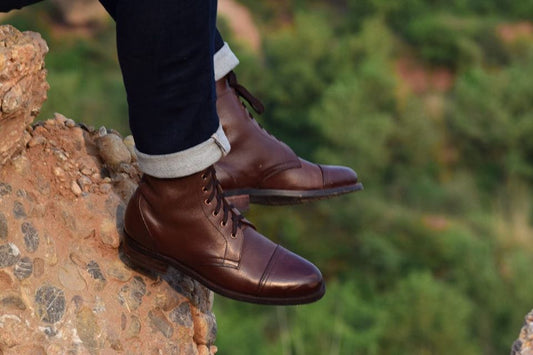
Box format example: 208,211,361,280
101,0,226,155
3,0,226,156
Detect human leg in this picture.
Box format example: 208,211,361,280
100,0,325,305
93,1,362,203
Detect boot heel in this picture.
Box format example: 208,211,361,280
121,232,168,273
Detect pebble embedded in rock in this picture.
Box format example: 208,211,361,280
99,183,112,194
16,189,27,199
154,285,182,312
76,307,101,350
0,212,8,240
61,210,77,231
0,182,12,196
0,242,21,268
28,135,47,147
126,315,141,338
77,176,92,192
81,167,94,176
193,311,217,346
51,147,68,161
33,257,45,277
58,265,87,291
96,134,132,169
52,166,65,179
121,313,127,330
86,260,106,281
35,285,66,324
169,302,193,328
14,256,33,280
70,181,82,196
65,118,76,128
107,261,132,282
13,201,27,218
98,126,108,137
118,276,146,311
1,295,26,310
198,345,212,355
149,309,174,339
21,221,39,252
99,218,120,248
43,326,57,337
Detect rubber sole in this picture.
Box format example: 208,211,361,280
121,232,326,305
224,182,363,208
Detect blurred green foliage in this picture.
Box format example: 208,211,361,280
3,1,533,354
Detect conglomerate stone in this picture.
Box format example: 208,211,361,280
0,25,49,166
0,24,217,354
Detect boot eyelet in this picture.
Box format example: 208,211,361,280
230,232,237,238
201,174,207,180
202,187,208,192
220,221,227,227
212,211,219,217
204,199,211,205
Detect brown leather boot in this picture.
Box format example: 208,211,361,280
215,71,363,208
122,167,325,305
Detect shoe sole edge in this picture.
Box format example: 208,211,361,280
225,182,363,206
121,232,326,305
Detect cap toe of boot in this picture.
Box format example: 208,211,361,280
259,245,325,304
319,164,359,189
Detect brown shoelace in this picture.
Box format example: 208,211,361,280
227,71,265,115
202,167,243,237
227,71,285,143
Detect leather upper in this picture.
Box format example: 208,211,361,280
214,73,358,192
124,168,324,300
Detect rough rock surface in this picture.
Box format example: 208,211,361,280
0,25,217,354
0,25,49,167
512,311,533,355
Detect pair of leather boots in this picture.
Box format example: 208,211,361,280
123,72,362,305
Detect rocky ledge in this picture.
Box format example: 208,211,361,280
0,25,217,354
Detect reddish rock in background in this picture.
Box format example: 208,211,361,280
0,25,217,354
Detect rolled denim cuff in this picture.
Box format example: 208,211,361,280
214,42,240,81
135,124,231,178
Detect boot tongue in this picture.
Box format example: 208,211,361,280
227,71,265,114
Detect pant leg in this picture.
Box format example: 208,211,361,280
98,0,116,19
101,0,229,178
99,0,239,85
115,0,220,155
213,29,240,81
215,30,224,53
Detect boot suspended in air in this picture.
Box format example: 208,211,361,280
215,71,363,209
